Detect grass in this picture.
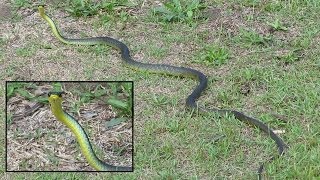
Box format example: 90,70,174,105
195,44,230,66
2,0,320,179
267,19,288,32
152,0,206,25
11,0,32,8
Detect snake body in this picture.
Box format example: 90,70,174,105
48,92,132,171
39,6,286,177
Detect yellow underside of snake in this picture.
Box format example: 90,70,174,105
40,6,286,177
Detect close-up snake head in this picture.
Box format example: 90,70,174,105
48,91,64,108
38,5,45,16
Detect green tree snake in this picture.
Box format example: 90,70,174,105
39,6,286,177
48,92,132,171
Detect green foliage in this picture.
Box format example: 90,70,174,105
153,0,206,24
106,117,127,128
242,68,255,81
100,0,128,11
263,1,283,12
66,0,100,17
6,82,49,103
15,46,36,57
52,83,63,92
197,45,230,66
217,91,231,105
12,0,31,8
239,0,261,7
107,83,132,117
99,0,130,26
276,50,301,64
236,29,272,46
6,82,26,98
107,98,128,110
66,0,129,18
7,83,40,101
268,19,288,31
70,84,107,113
99,10,129,26
153,95,170,106
290,37,311,49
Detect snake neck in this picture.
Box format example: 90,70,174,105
40,12,68,44
50,105,65,123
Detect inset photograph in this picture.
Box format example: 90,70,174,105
6,81,133,172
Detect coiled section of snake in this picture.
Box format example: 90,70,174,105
39,6,286,177
48,92,132,171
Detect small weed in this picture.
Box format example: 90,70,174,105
106,117,128,128
101,0,128,11
99,10,129,26
12,0,31,8
18,159,29,170
79,92,97,103
15,46,36,57
268,19,288,31
6,83,23,98
0,38,4,59
107,98,131,116
70,84,108,112
0,37,6,46
46,149,60,167
166,118,186,133
159,143,174,159
7,113,13,125
217,91,230,105
7,82,59,103
240,0,261,7
106,83,132,117
109,83,119,97
241,68,256,81
276,50,301,64
153,0,206,24
107,98,128,110
152,94,170,106
235,29,272,46
99,0,130,26
290,37,311,49
66,0,130,21
52,83,63,92
7,82,33,98
263,1,283,12
195,45,229,66
66,0,101,17
119,11,129,21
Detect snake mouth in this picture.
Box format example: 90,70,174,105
48,91,64,97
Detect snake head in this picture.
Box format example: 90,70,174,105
48,91,65,110
38,5,45,16
48,91,65,97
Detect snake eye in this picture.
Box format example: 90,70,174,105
57,92,63,97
